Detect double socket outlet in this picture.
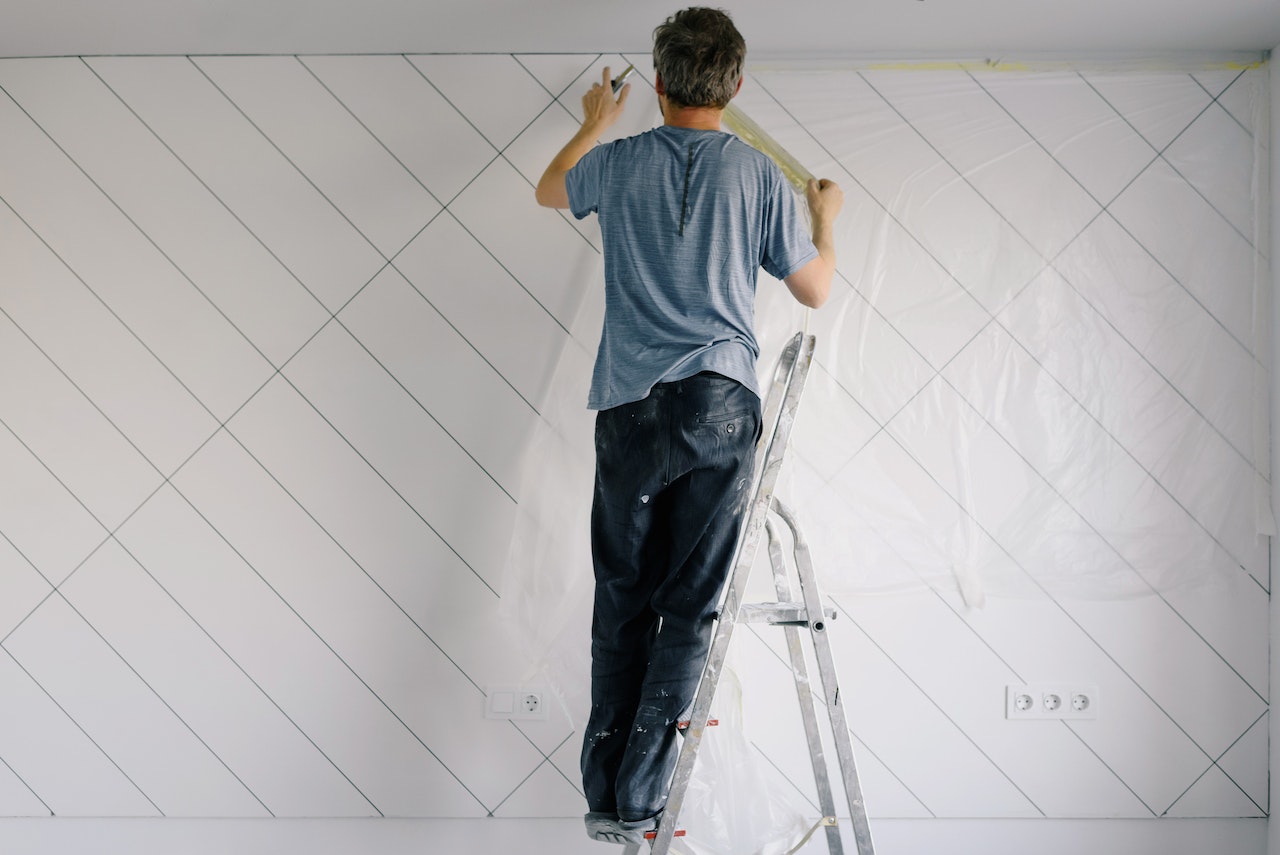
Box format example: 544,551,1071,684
484,686,548,721
1006,684,1099,720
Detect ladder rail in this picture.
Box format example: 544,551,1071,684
767,517,844,855
771,499,875,855
649,333,814,855
646,333,876,855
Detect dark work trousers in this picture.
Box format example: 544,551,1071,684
581,371,761,822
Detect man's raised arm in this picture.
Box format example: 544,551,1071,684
535,67,631,209
784,177,843,308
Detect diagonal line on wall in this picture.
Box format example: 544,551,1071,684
796,366,1249,809
870,68,1264,395
791,359,883,477
1038,248,1268,535
1159,756,1263,818
1079,72,1266,348
417,53,602,255
931,370,1268,704
40,590,274,815
814,311,1000,486
832,599,1048,816
744,72,1266,807
0,646,163,816
749,740,826,815
271,371,499,597
0,751,51,816
512,53,603,101
486,730,578,817
214,52,562,422
81,59,336,325
329,312,521,501
747,73,1036,380
188,57,403,270
0,587,56,650
759,68,1265,599
163,479,496,815
818,485,1169,818
432,210,573,336
401,55,503,156
1116,70,1259,251
382,259,543,415
1059,723,1158,816
855,71,1086,272
0,413,115,563
1192,72,1257,140
966,79,1269,509
855,93,1268,647
294,55,447,210
167,54,543,499
0,302,169,486
533,54,650,247
103,527,384,816
216,424,494,694
486,757,548,818
744,624,943,818
0,185,220,428
542,731,587,799
1161,708,1270,817
877,426,1251,770
11,59,284,379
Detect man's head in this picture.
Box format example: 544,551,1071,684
652,7,745,110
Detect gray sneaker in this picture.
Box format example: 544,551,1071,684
618,813,661,836
584,811,646,845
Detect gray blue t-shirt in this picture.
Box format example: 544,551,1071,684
566,124,817,410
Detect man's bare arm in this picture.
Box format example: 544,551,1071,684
784,178,844,308
535,67,631,209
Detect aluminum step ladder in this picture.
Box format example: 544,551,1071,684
630,332,875,855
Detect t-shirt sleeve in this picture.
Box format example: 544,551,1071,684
760,169,819,281
565,143,609,221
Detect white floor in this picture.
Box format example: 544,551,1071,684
0,818,1265,855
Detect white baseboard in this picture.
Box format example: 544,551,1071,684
0,817,1266,855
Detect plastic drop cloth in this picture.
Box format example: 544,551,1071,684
500,60,1272,853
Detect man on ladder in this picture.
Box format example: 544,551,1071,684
535,6,843,847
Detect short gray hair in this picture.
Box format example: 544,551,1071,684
652,7,745,110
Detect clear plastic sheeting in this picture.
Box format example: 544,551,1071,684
501,59,1270,850
666,659,815,855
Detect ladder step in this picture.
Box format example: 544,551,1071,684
676,718,718,731
739,601,837,626
645,829,686,840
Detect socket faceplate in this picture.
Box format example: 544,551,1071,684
485,686,549,721
1006,684,1098,720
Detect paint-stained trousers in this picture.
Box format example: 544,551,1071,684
581,372,760,823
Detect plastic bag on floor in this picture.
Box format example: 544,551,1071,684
672,663,816,855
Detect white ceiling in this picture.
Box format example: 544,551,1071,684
2,0,1278,59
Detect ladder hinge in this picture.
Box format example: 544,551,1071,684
739,602,837,625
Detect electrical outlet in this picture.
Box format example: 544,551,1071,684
485,686,549,721
1006,684,1098,720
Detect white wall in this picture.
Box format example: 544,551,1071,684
1269,42,1279,855
0,52,1269,852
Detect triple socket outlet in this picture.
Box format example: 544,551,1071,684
1006,684,1099,720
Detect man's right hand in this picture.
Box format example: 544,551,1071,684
582,66,631,135
536,66,631,209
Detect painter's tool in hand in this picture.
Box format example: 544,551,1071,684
723,103,814,194
611,64,636,94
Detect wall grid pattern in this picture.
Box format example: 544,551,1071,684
0,52,1269,827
